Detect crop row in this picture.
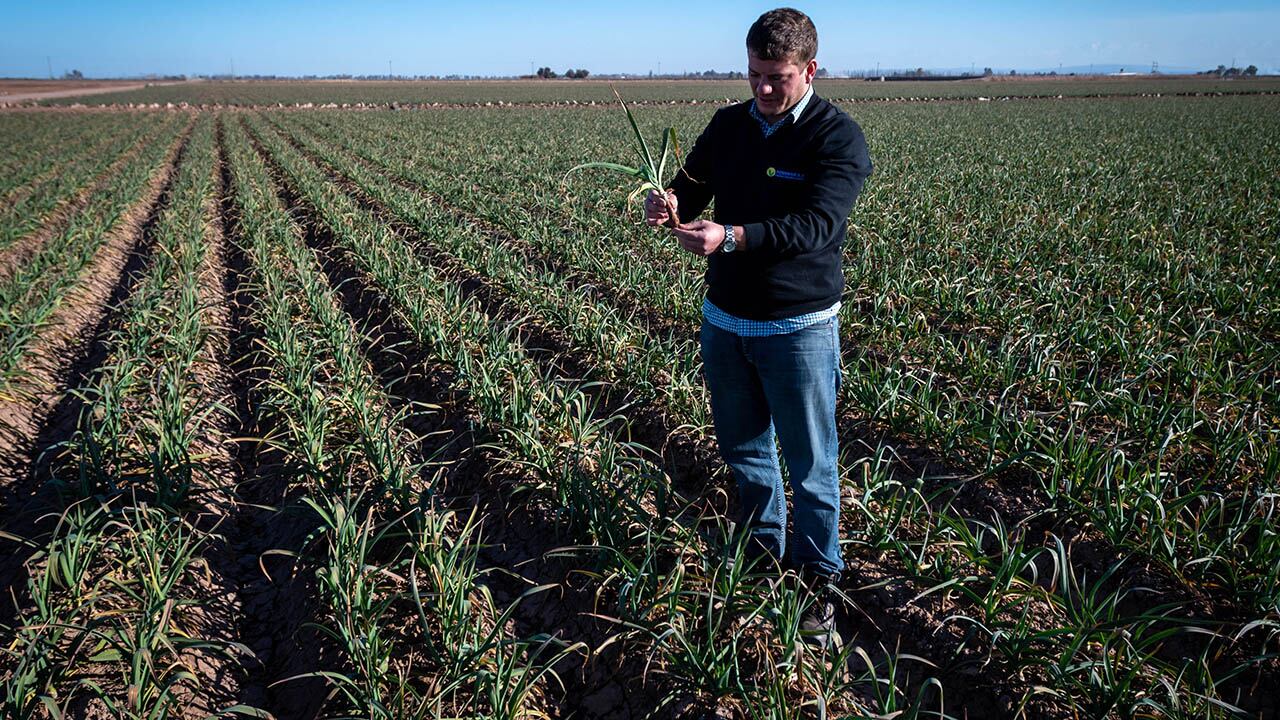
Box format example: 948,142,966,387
0,112,137,185
0,115,170,255
233,111,948,717
249,109,1277,715
0,115,255,718
226,114,545,717
285,99,1280,614
0,114,189,394
0,98,1274,716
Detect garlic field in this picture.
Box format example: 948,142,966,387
0,89,1276,719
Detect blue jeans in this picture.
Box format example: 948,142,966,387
700,317,844,578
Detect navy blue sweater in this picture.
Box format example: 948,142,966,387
669,94,872,321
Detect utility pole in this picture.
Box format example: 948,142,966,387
389,60,393,79
230,57,235,79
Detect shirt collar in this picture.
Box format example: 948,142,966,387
750,84,815,136
787,85,815,122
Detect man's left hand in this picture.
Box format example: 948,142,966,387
672,220,725,256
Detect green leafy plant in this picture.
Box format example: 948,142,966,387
567,87,684,227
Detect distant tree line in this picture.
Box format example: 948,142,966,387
1199,65,1259,77
532,67,590,79
673,69,747,79
55,70,183,82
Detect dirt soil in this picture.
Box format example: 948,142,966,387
0,79,188,105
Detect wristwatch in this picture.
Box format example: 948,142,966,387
720,224,737,253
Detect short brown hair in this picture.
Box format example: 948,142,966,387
746,8,818,65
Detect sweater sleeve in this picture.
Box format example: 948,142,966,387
742,118,872,256
667,110,719,223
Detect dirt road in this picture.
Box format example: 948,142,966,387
0,80,188,105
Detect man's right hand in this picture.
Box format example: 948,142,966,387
644,189,678,227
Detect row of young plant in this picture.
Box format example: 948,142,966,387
322,97,1276,461
257,112,1228,717
236,112,925,717
297,108,705,323
297,102,1280,616
0,113,115,198
0,116,257,719
223,116,589,717
0,112,140,194
259,110,1031,713
1,501,242,718
257,112,709,431
288,102,1259,617
274,108,1277,714
54,114,229,505
0,114,163,252
0,114,190,394
318,97,1276,481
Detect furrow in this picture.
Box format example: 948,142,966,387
255,112,1279,715
239,114,1007,717
238,112,674,717
212,116,337,717
0,115,174,285
0,119,195,632
293,111,1273,638
258,113,722,494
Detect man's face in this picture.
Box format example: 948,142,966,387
748,52,817,121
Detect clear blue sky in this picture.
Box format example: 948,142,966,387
4,1,1278,78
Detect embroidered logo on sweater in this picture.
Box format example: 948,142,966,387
766,167,806,181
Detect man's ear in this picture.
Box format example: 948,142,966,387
804,58,818,83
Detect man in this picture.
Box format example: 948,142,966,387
645,7,872,649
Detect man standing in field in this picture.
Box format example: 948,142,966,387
645,7,871,648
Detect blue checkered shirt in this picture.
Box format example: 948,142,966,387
749,85,814,138
703,298,840,337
